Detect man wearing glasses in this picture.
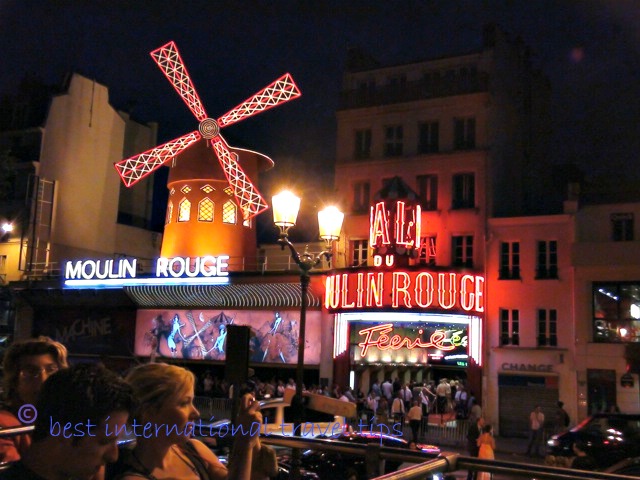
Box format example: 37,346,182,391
0,336,68,462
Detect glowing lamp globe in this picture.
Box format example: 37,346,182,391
272,191,301,232
318,206,344,243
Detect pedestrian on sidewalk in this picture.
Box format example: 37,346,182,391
554,401,570,434
477,424,496,480
466,416,484,480
391,391,405,426
407,400,423,444
525,405,545,457
468,399,482,425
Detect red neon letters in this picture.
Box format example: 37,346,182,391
325,270,484,313
369,201,421,250
357,323,456,357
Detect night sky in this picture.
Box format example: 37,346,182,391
1,0,639,237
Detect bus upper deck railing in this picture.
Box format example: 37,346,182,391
1,425,637,479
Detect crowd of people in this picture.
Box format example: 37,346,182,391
199,372,478,447
0,336,274,480
0,335,603,479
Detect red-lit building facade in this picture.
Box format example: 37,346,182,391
329,24,551,417
327,25,640,435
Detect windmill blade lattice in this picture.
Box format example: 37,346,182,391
115,131,201,187
151,41,208,122
114,41,301,220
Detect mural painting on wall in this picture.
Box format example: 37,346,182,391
134,309,321,364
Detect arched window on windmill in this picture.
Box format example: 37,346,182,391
222,200,236,224
198,198,214,222
178,198,191,222
166,201,173,225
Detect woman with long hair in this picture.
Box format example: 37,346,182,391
476,424,496,480
108,363,262,480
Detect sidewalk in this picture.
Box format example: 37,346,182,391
437,435,547,469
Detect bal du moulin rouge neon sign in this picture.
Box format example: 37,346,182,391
324,199,484,314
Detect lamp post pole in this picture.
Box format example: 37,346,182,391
276,241,329,480
272,191,343,480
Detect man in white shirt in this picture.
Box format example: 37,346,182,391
435,378,449,414
525,405,545,457
381,378,393,402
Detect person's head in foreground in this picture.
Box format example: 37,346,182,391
0,363,134,480
2,336,68,409
112,362,262,480
125,362,200,444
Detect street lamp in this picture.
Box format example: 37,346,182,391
272,190,343,479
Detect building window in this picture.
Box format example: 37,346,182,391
352,181,370,213
452,235,473,268
351,239,369,267
452,173,475,209
384,125,403,157
418,121,439,153
593,282,640,343
499,242,520,279
166,201,173,225
500,309,520,346
611,213,634,241
454,117,476,150
198,198,214,222
538,309,558,347
177,198,190,222
354,129,371,160
416,174,438,210
536,240,558,279
418,236,436,266
222,200,236,224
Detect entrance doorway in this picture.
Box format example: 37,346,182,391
587,369,617,414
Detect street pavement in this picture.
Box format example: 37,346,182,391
401,435,547,479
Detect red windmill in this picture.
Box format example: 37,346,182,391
114,41,301,221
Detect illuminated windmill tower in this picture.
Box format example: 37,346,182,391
114,41,300,266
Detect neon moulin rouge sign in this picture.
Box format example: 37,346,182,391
325,271,484,313
357,323,457,357
325,197,484,313
63,255,230,288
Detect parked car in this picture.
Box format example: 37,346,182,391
546,413,640,469
275,430,442,480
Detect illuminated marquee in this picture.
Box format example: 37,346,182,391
63,255,229,288
347,317,472,366
325,270,484,314
357,323,458,357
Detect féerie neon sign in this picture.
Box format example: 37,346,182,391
357,323,457,357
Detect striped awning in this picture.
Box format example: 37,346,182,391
123,282,322,309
